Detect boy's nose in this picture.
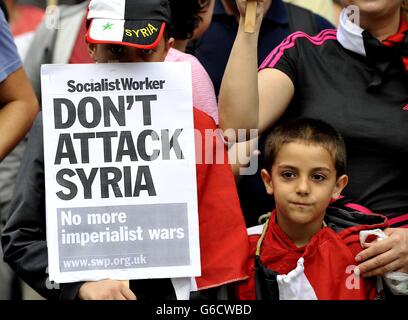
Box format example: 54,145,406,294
295,177,310,195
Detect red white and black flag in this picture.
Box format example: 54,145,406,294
86,0,169,49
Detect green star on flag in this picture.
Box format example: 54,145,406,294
102,22,114,31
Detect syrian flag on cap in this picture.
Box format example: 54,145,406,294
86,0,170,49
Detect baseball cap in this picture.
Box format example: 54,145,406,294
86,0,171,49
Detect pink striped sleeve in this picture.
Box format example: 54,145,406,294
259,29,337,70
165,48,219,124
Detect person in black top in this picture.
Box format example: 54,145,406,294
220,0,408,280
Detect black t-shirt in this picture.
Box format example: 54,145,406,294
260,29,408,226
194,0,333,95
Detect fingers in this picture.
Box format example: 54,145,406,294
356,252,401,277
78,280,136,300
355,237,394,263
355,229,408,276
105,280,136,300
120,281,137,300
121,286,137,300
112,291,127,300
384,227,395,237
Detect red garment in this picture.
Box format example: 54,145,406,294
10,5,44,36
69,15,93,64
193,108,248,289
382,16,408,72
383,16,408,46
236,209,388,300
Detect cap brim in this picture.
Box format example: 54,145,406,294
86,19,166,49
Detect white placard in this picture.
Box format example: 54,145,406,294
41,62,200,283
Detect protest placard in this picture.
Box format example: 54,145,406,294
41,62,200,283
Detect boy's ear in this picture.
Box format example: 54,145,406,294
261,169,274,195
86,42,97,62
332,174,348,199
158,37,174,61
165,37,174,52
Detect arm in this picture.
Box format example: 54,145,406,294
0,11,39,159
0,67,39,160
219,0,294,139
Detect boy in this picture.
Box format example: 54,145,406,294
1,0,248,300
235,118,389,300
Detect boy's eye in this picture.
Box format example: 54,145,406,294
110,45,124,55
281,171,296,179
311,174,326,182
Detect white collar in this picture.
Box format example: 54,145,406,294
337,8,367,56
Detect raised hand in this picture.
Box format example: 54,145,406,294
236,0,270,29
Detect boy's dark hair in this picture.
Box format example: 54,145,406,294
264,118,347,177
168,0,210,40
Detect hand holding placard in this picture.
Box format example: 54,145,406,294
78,279,136,300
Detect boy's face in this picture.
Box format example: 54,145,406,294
261,142,348,233
87,37,174,63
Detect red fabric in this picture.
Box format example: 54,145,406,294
236,211,388,300
193,108,248,289
387,213,408,228
383,17,408,46
10,5,44,36
69,15,93,64
383,16,408,72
